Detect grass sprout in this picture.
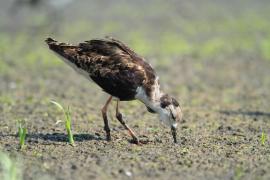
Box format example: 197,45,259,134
51,100,75,146
0,151,21,180
17,120,27,149
261,131,267,146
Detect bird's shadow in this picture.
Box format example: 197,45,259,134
26,132,103,143
219,110,270,117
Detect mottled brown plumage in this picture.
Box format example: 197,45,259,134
46,37,156,101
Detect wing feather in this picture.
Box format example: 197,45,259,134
46,37,156,100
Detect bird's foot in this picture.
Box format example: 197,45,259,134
130,137,141,145
106,136,111,141
105,132,111,141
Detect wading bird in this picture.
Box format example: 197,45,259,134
45,37,182,144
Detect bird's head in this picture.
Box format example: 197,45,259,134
156,94,182,143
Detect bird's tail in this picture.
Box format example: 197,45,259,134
45,37,67,51
45,37,62,52
45,37,57,44
45,37,78,58
45,37,58,44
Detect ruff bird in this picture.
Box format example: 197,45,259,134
45,37,182,144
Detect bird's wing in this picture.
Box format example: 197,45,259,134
46,37,157,100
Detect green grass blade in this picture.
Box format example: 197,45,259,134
65,107,75,146
261,131,266,146
0,152,21,180
51,101,75,146
18,127,27,149
18,126,23,138
17,120,27,149
50,100,65,112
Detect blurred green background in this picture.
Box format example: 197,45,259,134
0,0,270,74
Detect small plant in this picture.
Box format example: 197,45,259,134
0,151,21,180
51,100,75,146
261,131,267,146
17,120,27,149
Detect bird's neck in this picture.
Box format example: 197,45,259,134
135,76,164,113
135,86,163,113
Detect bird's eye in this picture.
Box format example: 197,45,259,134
161,103,168,108
160,94,170,108
160,100,170,108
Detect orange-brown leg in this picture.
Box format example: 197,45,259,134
101,96,113,141
115,100,140,144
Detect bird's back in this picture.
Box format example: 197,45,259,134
45,37,156,101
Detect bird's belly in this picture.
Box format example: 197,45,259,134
90,75,137,101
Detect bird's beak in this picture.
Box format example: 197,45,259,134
171,125,177,143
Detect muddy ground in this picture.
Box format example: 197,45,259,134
0,1,270,180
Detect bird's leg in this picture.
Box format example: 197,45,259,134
115,100,140,144
101,96,113,141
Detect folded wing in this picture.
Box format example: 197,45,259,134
46,37,156,100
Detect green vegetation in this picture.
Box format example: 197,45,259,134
234,166,244,180
0,11,269,77
0,95,15,106
261,131,267,146
0,152,21,180
17,120,27,149
51,101,75,146
260,37,270,61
